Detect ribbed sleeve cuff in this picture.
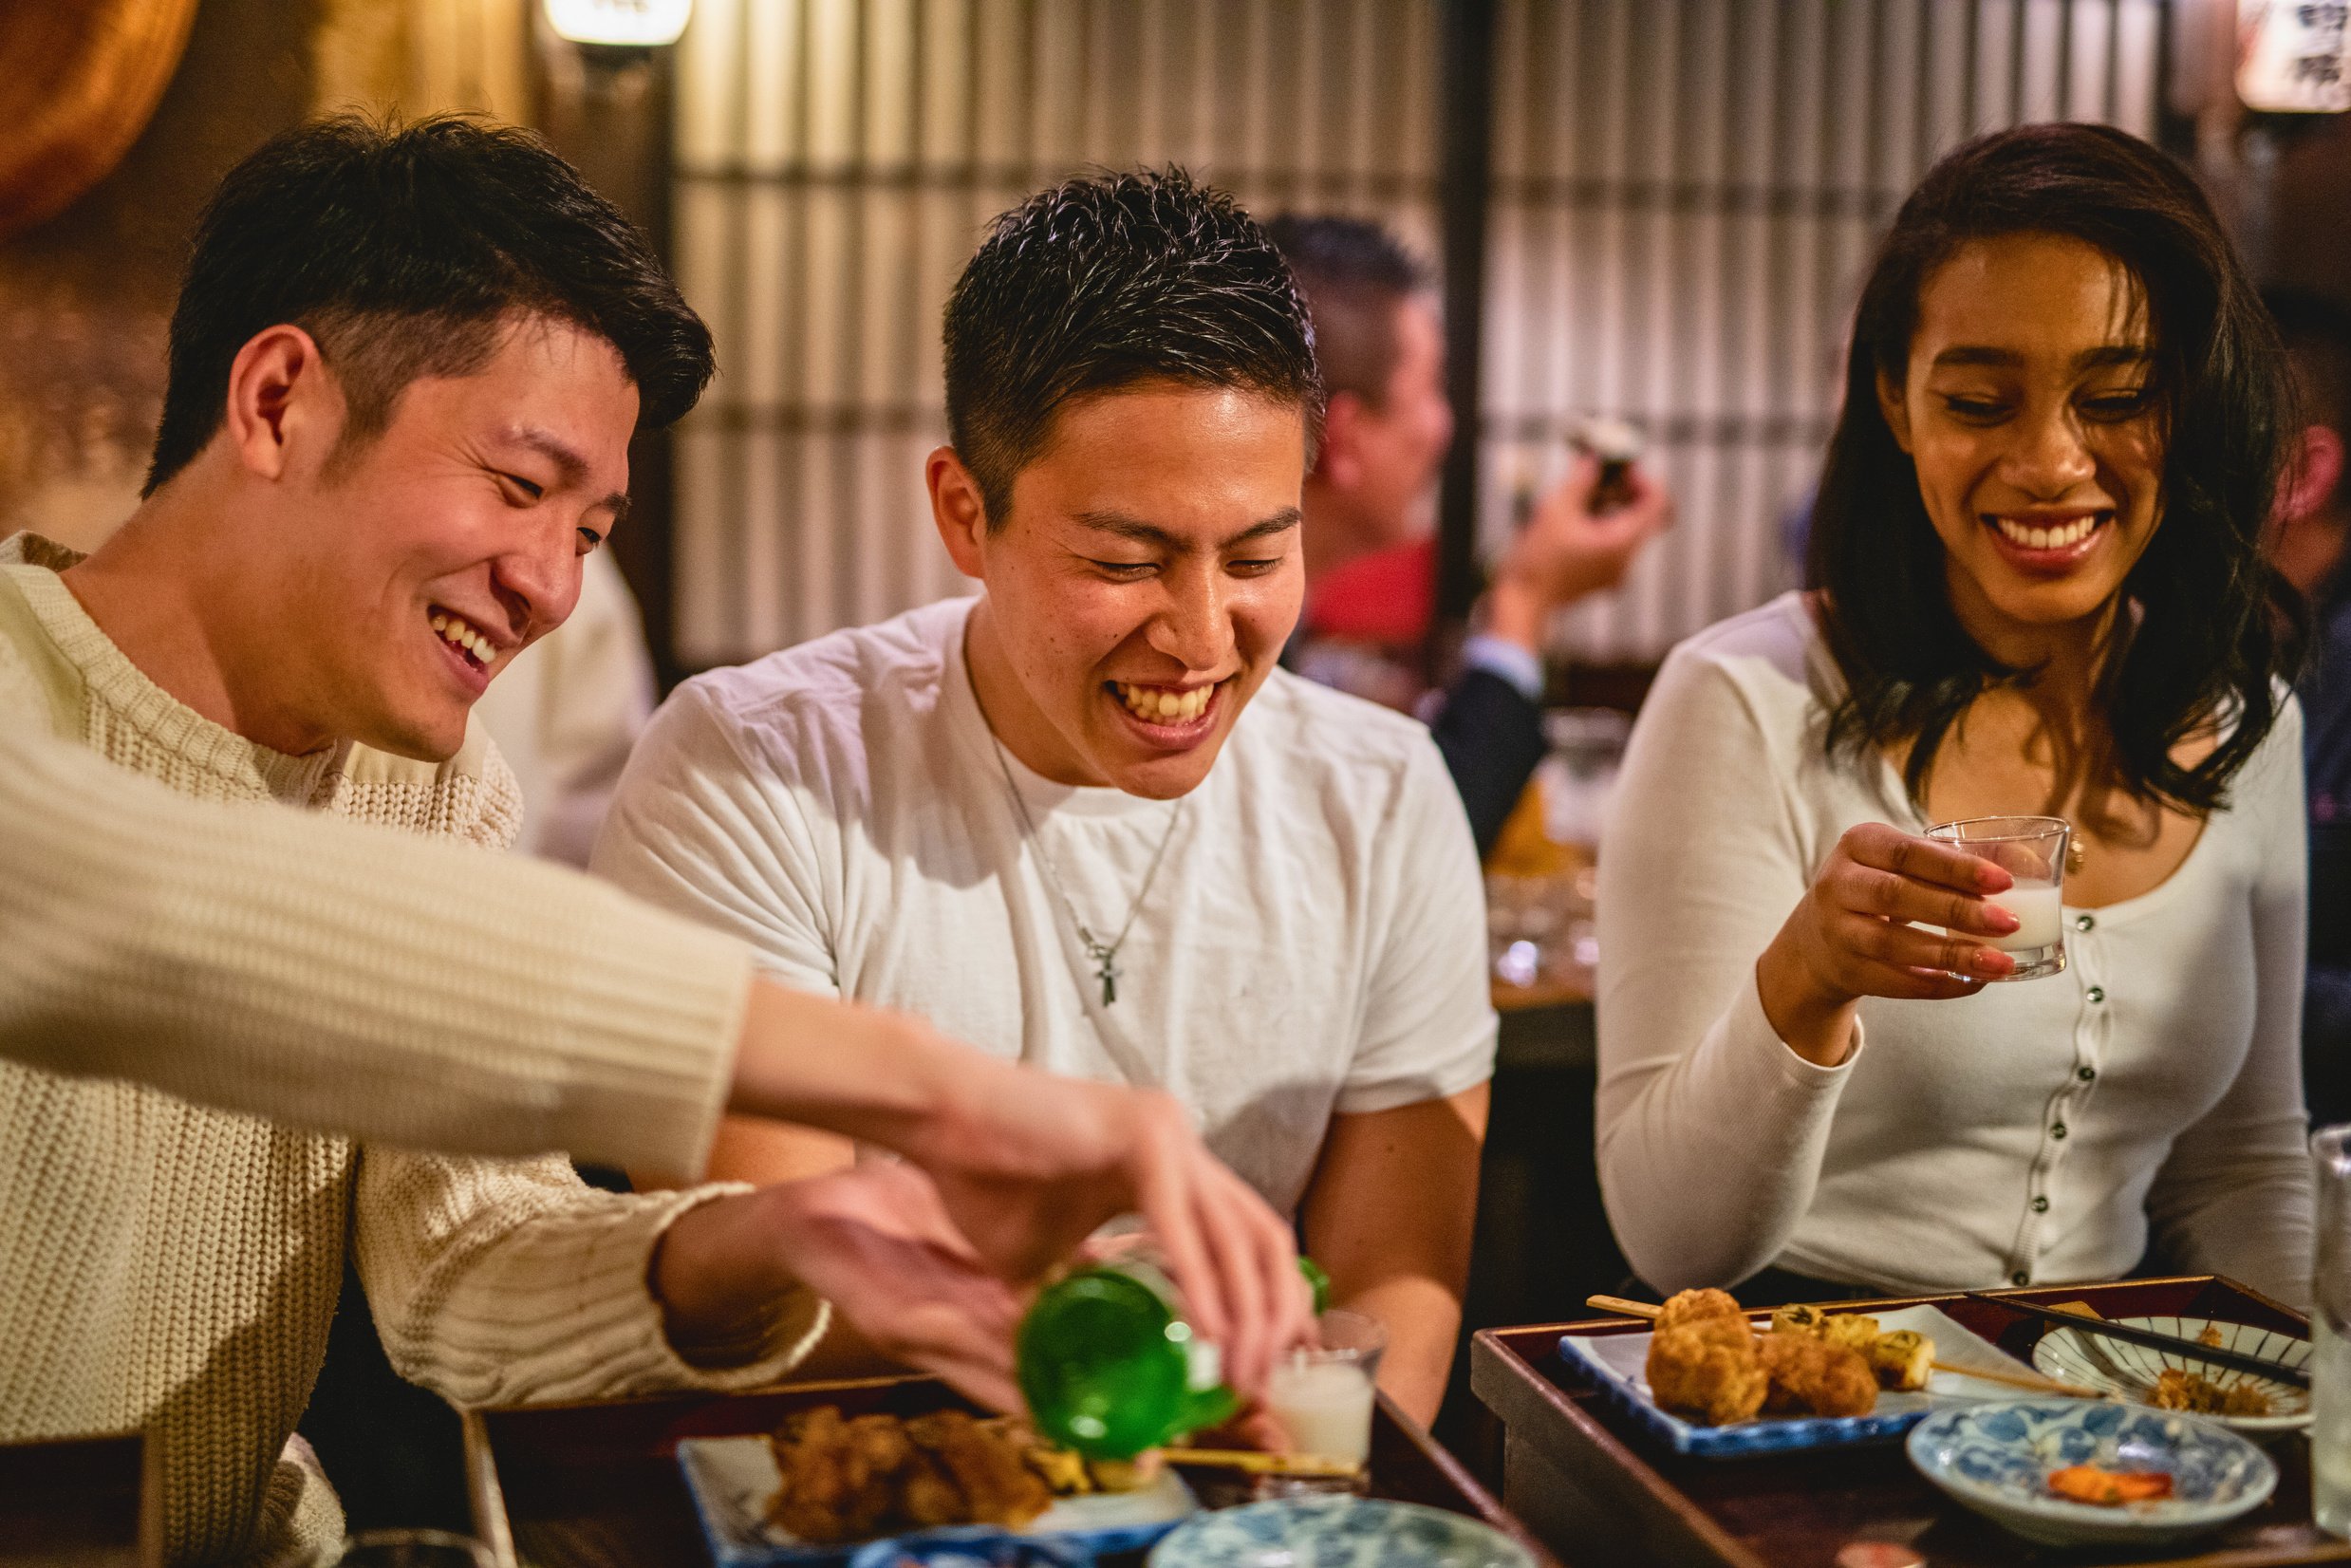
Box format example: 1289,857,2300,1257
377,1180,830,1408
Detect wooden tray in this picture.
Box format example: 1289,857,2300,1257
462,1374,1564,1568
1470,1276,2349,1568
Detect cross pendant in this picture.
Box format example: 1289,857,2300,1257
1095,948,1119,1006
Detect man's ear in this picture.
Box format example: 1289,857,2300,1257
926,445,991,579
1315,390,1368,489
1875,367,1914,455
2280,423,2349,522
222,325,341,482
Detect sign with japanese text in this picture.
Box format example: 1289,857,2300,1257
2240,0,2351,112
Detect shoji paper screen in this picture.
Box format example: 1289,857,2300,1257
671,0,2165,668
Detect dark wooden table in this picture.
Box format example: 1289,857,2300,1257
1472,1276,2350,1568
0,1430,151,1567
463,1373,1565,1568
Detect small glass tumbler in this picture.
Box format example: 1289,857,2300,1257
1259,1308,1387,1496
2313,1127,2351,1537
1923,815,2071,980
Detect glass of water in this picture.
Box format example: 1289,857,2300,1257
1922,815,2071,980
2315,1126,2351,1537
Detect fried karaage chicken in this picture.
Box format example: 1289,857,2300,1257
770,1407,909,1542
908,1410,1054,1526
765,1408,1074,1543
1656,1287,1745,1333
1646,1313,1768,1426
2152,1368,2273,1417
1756,1331,1878,1418
1640,1289,1902,1425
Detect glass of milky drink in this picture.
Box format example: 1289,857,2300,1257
1924,814,2072,980
2313,1126,2351,1538
1262,1308,1387,1487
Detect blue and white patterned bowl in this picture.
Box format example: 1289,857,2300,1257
1147,1498,1536,1568
1906,1399,2277,1548
847,1528,1089,1568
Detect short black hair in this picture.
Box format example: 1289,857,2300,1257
1810,122,2300,816
1263,214,1429,404
145,114,714,495
942,167,1321,528
2266,286,2351,438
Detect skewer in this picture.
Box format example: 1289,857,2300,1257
1583,1294,2106,1399
1162,1447,1363,1478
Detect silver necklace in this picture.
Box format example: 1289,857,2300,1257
990,737,1185,1006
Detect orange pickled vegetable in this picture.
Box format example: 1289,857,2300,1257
2048,1465,2174,1505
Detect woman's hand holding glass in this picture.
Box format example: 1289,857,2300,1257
1755,822,2021,1066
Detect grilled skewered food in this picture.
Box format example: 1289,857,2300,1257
1770,1304,1937,1393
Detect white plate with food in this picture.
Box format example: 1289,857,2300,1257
678,1407,1198,1567
1559,1292,2060,1457
2027,1314,2310,1438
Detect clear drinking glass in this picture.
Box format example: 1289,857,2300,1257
1260,1307,1387,1494
1923,815,2071,980
2313,1126,2351,1537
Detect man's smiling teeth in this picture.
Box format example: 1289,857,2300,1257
1993,515,2100,550
1114,681,1213,722
429,611,494,664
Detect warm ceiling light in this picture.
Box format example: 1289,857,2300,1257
543,0,692,48
2238,0,2351,113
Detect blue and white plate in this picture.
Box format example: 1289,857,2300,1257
678,1434,1198,1568
2028,1316,2311,1438
1148,1497,1536,1568
845,1528,1089,1568
1906,1399,2277,1548
1558,1303,2045,1457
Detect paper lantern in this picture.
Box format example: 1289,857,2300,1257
543,0,693,48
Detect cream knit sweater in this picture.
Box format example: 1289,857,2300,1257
0,535,827,1565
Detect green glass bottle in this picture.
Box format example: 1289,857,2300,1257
1017,1255,1329,1460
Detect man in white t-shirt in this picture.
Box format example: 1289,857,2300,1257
594,170,1496,1421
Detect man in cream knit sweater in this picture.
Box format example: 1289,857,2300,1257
0,119,1305,1565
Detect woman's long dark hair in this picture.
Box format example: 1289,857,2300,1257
1808,122,2303,813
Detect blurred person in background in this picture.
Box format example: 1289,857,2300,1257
1598,125,2311,1309
1265,215,1671,856
597,170,1494,1426
2260,287,2351,1124
2,120,1302,1563
471,545,656,866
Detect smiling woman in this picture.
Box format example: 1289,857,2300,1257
1814,123,2299,818
1594,123,2315,1315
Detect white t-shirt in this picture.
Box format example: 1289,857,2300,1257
592,596,1497,1213
1595,592,2311,1305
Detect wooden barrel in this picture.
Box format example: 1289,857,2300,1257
0,0,199,242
